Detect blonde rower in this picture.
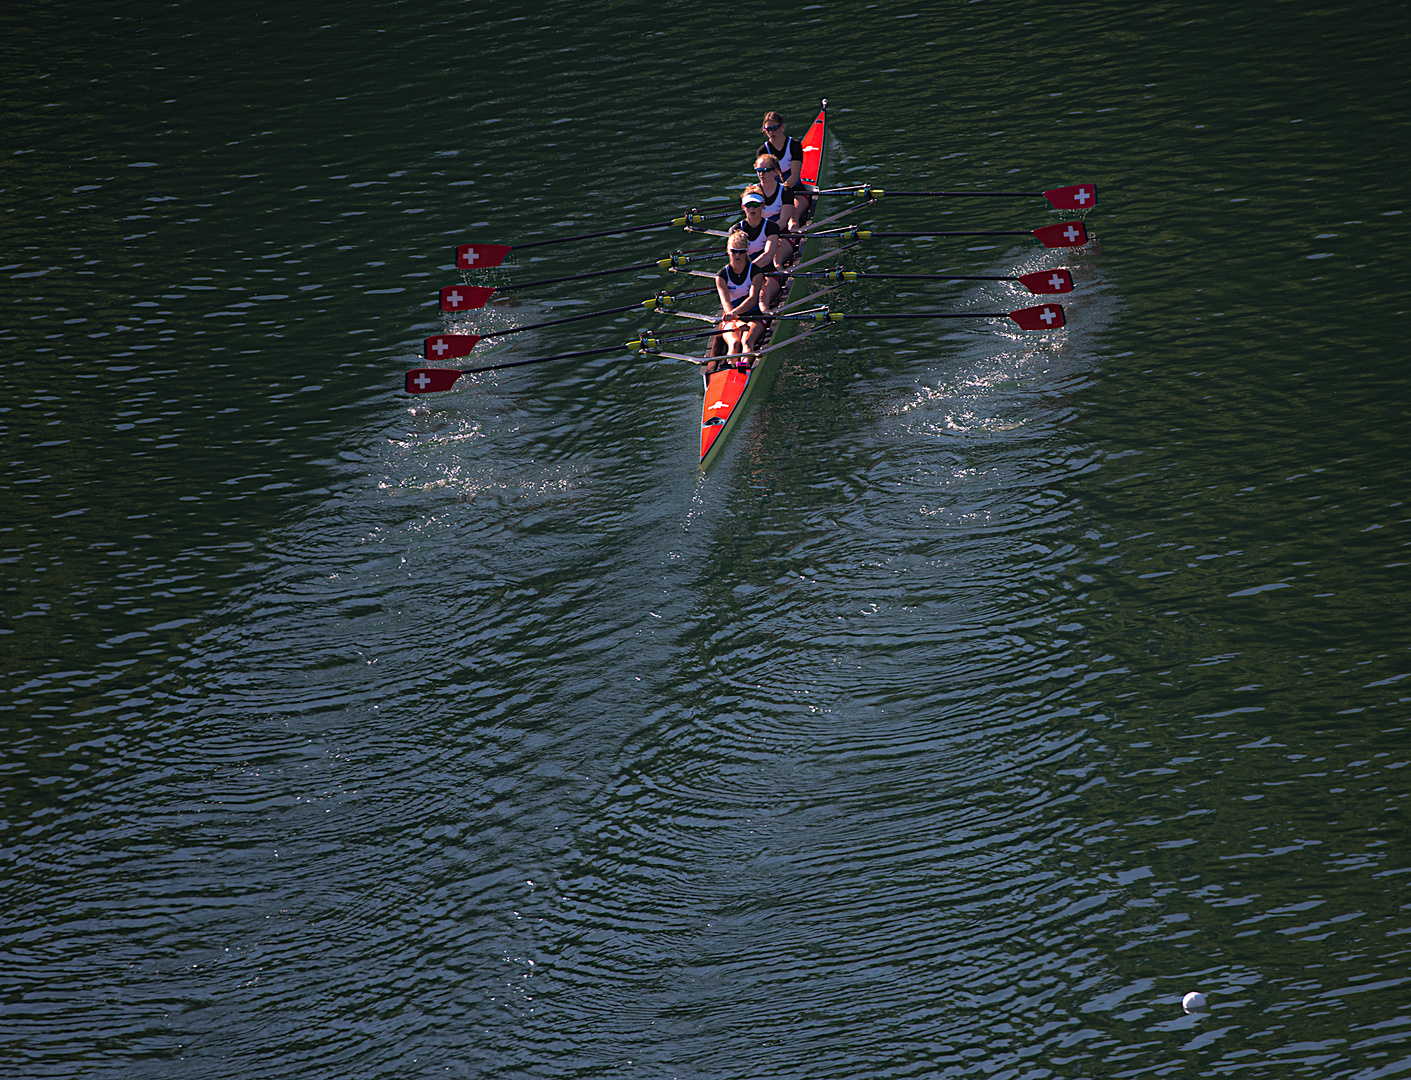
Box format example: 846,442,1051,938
715,226,770,356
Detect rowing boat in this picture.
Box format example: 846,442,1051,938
697,103,828,469
407,108,1087,463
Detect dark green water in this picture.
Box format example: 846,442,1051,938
3,1,1409,1076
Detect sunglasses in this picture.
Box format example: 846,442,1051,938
764,123,781,132
741,202,763,209
728,248,749,255
755,167,774,175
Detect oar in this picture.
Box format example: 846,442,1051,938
811,183,1097,211
438,248,721,311
813,221,1089,249
811,302,1066,331
793,268,1073,294
456,207,738,269
406,328,725,394
423,287,716,359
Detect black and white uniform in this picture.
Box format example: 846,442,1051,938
717,261,761,316
735,216,782,261
758,136,804,185
756,180,797,224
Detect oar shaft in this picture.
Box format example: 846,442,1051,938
506,261,662,290
873,190,1043,198
496,245,721,291
457,342,632,374
478,301,653,339
511,207,737,249
795,272,1013,282
861,230,1030,238
812,187,1042,197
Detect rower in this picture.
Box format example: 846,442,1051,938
757,111,812,222
736,186,790,306
752,153,799,237
715,226,770,358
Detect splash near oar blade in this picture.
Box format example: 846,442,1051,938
1043,184,1097,211
424,334,480,360
1009,303,1066,330
1017,269,1074,294
1032,221,1088,248
406,368,465,394
440,285,497,311
456,244,512,270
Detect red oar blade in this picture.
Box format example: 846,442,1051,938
440,285,496,311
456,243,512,270
1017,268,1074,294
406,368,465,394
424,334,481,360
1032,220,1088,248
1044,184,1097,211
1009,303,1066,331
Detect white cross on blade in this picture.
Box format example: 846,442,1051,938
1049,274,1065,290
1063,226,1080,243
1041,307,1056,324
465,248,480,265
1075,188,1090,205
448,291,463,306
433,339,448,356
415,372,431,390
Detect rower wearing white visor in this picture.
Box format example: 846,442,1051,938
736,185,790,306
715,226,770,357
757,111,812,224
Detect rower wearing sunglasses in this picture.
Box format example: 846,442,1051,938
736,186,790,306
752,153,801,237
757,111,812,225
715,226,771,359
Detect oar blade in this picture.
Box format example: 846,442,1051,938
1032,221,1088,248
1017,269,1074,294
1009,303,1066,331
406,368,465,394
1043,184,1097,210
424,334,481,360
456,243,512,270
439,285,497,311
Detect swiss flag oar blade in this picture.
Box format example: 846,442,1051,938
439,285,496,311
1017,269,1073,294
1043,184,1097,211
1009,304,1066,331
1032,221,1088,248
424,334,480,360
456,243,512,270
406,368,465,394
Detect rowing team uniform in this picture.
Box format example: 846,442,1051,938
758,136,804,185
717,260,763,316
735,216,782,260
756,181,799,224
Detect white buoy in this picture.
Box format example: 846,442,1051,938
1182,991,1207,1014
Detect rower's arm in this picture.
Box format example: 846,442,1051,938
715,275,733,315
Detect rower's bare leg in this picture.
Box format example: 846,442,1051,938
745,319,768,354
760,272,781,309
792,194,812,230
